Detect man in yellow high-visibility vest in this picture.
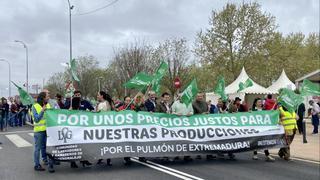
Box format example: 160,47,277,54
32,91,51,171
278,105,299,161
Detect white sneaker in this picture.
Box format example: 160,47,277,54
266,155,275,162
252,155,259,160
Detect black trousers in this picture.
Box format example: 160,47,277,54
297,118,303,134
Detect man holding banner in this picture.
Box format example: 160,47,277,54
193,92,215,160
31,91,53,172
145,91,157,112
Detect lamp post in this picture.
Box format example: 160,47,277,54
14,40,29,93
67,0,74,62
98,77,103,92
0,59,11,97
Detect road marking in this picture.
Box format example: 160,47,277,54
0,146,2,150
5,134,32,148
258,152,320,165
145,159,205,180
28,133,34,137
131,157,204,180
131,158,193,180
0,130,33,135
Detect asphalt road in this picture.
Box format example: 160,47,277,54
0,126,319,180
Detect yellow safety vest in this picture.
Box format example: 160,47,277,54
279,107,297,133
32,103,51,132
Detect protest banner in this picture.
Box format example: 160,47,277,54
46,110,285,161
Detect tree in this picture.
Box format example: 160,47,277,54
46,55,102,99
195,2,277,80
154,38,192,95
75,55,101,98
45,72,68,98
108,41,161,97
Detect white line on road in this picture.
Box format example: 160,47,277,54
5,134,32,148
28,133,34,137
0,146,2,150
130,158,193,180
145,159,205,180
131,157,204,180
0,130,33,135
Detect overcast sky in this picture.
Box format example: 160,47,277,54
0,0,319,97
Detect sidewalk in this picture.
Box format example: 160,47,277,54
270,122,320,162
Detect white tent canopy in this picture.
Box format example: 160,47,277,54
225,67,273,94
267,69,296,93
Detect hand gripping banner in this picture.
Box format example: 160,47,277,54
45,110,286,161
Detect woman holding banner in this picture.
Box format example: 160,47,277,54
251,98,275,162
96,91,114,166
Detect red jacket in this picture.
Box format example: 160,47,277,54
118,104,135,111
264,99,276,110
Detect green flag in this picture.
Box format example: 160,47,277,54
151,61,168,94
214,76,228,101
11,81,34,105
278,88,304,112
300,79,320,96
70,59,80,82
181,79,198,106
237,78,253,92
123,72,153,90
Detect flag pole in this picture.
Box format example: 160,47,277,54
120,85,151,111
119,91,140,111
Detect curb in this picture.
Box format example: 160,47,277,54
266,152,320,164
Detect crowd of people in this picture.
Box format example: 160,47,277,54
0,96,30,132
1,89,319,173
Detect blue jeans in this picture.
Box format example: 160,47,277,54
0,114,3,131
8,112,13,127
311,115,319,134
9,112,18,126
34,131,47,167
3,112,8,128
18,111,26,126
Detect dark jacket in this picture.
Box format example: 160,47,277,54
0,103,9,116
209,104,218,114
57,100,65,109
157,101,171,113
10,103,18,113
144,99,157,112
64,99,94,111
239,104,248,112
79,100,94,111
297,103,305,120
192,100,208,114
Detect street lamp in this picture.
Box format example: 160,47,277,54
14,40,29,93
0,59,12,97
98,77,103,92
67,0,74,62
60,62,70,68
